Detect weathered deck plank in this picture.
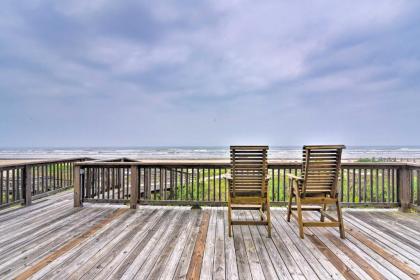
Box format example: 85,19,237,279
85,209,167,279
0,192,418,280
273,210,345,280
213,208,226,280
224,208,240,280
157,209,200,279
344,212,420,266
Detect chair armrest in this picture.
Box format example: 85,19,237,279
223,173,232,180
223,173,270,181
286,174,303,182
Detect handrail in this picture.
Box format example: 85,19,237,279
0,157,93,168
74,160,413,168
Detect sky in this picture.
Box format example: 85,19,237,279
1,0,420,147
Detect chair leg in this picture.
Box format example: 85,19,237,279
336,200,345,239
320,203,326,222
296,195,304,239
266,198,272,238
228,197,232,237
287,187,293,222
260,202,264,221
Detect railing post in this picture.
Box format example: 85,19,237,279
417,169,420,207
74,165,82,207
22,165,32,206
130,165,139,209
398,165,411,212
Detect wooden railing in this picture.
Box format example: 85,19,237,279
74,160,420,211
0,158,91,209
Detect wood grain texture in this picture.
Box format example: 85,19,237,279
186,210,210,279
14,208,127,280
0,191,418,280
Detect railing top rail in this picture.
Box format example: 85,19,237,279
74,159,413,169
0,157,93,169
87,157,140,163
407,163,420,169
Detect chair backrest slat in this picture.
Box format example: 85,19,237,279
230,145,268,196
301,145,345,197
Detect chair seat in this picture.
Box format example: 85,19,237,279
230,191,263,197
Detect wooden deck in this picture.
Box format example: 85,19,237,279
0,191,419,280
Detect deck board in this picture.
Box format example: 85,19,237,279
0,192,418,280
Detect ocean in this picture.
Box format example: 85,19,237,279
0,146,419,161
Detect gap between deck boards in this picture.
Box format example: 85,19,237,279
14,208,128,280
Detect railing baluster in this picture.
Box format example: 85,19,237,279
91,167,97,198
143,168,147,199
417,169,420,206
386,168,393,203
54,164,57,191
357,169,361,203
386,168,390,203
352,168,356,203
61,163,64,189
370,168,373,203
224,168,228,202
382,169,385,202
346,169,350,203
218,168,222,202
275,168,278,201
362,169,365,203
188,167,194,200
376,168,379,203
52,164,55,191
153,168,156,200
207,168,210,202
270,168,276,201
94,167,101,199
6,169,10,204
197,168,200,201
190,168,193,201
202,168,205,201
12,168,16,202
175,168,178,200
393,168,396,202
94,165,101,199
0,168,3,205
282,168,285,202
125,167,128,199
117,168,121,200
340,167,344,202
213,168,216,202
62,163,67,188
46,164,50,192
100,168,104,200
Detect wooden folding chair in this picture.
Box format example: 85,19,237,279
287,145,346,239
226,146,271,237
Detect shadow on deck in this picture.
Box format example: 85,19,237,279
0,191,419,280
